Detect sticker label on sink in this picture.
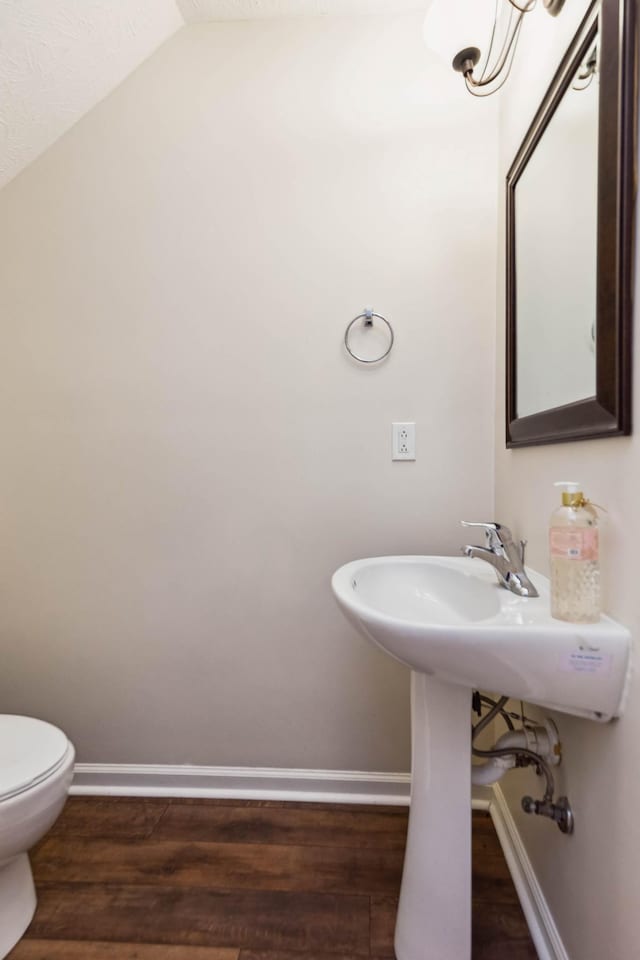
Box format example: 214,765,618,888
562,650,612,674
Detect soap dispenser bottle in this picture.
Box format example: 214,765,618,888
550,482,600,623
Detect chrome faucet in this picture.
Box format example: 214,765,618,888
461,521,539,598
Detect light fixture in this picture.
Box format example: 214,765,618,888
424,0,566,97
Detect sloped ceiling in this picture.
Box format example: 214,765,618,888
0,0,183,190
179,0,427,20
0,0,429,190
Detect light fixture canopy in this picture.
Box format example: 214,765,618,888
424,0,566,97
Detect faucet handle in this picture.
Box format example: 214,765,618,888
460,521,499,531
460,521,513,550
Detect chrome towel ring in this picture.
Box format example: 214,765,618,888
344,308,394,364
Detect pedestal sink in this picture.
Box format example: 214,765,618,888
331,556,631,960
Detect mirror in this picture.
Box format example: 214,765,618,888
506,0,636,447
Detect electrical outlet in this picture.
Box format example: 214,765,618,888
392,422,416,461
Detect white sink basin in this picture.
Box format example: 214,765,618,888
332,555,632,960
332,555,631,722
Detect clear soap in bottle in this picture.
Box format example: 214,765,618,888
549,482,601,623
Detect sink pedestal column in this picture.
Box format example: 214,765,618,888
395,673,472,960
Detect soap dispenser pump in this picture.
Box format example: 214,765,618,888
550,481,601,623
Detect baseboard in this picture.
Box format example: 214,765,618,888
489,783,569,960
471,784,493,809
71,763,411,805
71,764,496,807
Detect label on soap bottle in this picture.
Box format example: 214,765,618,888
550,528,599,561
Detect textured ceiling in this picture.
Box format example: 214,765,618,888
0,0,430,190
0,0,183,190
179,0,428,20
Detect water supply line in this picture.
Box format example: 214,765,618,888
471,693,574,834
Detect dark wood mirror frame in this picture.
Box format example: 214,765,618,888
506,0,637,448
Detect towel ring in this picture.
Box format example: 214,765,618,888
344,309,394,364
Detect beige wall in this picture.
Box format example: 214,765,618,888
0,14,497,771
496,4,640,958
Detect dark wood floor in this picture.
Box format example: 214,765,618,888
8,798,537,960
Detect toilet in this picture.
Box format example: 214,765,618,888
0,716,75,958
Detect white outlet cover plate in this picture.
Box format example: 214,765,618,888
392,422,416,461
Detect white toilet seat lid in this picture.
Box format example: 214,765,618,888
0,715,70,801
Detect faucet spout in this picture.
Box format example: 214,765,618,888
463,545,494,562
461,522,539,598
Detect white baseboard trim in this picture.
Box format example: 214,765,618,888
471,784,493,809
71,763,411,805
489,783,569,960
71,764,496,808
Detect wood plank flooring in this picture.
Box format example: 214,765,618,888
7,798,537,960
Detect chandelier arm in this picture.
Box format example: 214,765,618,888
507,0,537,12
464,10,525,89
478,0,503,83
465,14,524,96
